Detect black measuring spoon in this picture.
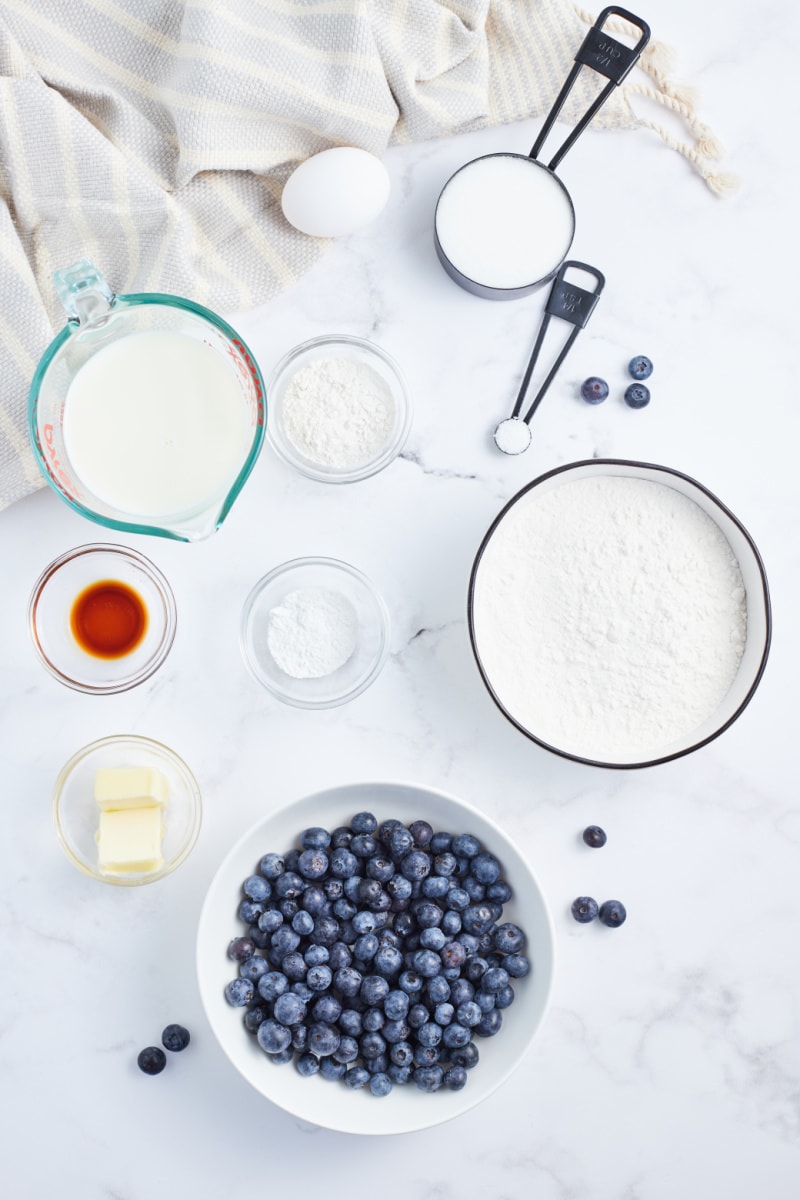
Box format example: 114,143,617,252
434,7,649,301
493,261,604,454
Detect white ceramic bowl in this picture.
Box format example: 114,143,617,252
266,335,412,483
468,459,772,768
196,781,554,1135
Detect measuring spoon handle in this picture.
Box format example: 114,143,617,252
530,7,650,172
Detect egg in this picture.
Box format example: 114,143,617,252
281,147,391,238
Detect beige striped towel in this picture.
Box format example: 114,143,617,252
0,0,727,511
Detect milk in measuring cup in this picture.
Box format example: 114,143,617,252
63,331,250,517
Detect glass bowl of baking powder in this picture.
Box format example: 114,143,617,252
240,556,390,708
468,460,771,769
266,335,412,483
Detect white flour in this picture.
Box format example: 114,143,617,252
281,357,394,469
267,587,358,679
472,476,748,760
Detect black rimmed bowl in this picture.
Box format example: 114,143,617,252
467,460,771,769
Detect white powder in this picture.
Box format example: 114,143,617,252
267,587,358,679
280,357,395,469
472,476,748,760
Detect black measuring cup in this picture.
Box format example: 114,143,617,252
434,7,650,301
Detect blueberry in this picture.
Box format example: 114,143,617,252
390,1040,414,1067
297,848,328,880
224,978,254,1007
238,899,265,925
306,964,333,992
308,1022,340,1057
330,826,353,849
440,941,467,970
366,854,394,883
486,880,512,903
429,832,452,853
273,871,305,900
441,910,462,936
227,936,256,962
442,1022,471,1049
495,984,516,1010
471,853,500,885
417,1022,442,1048
450,1042,479,1069
354,932,379,961
351,909,377,935
257,971,288,1003
476,1008,503,1037
313,994,342,1024
412,949,441,978
259,852,284,880
161,1024,190,1053
384,989,410,1020
333,1035,360,1064
446,888,470,913
475,990,496,1014
345,1065,370,1089
291,910,315,937
413,1065,444,1092
425,974,450,1005
456,1001,482,1027
296,1053,320,1077
137,1046,166,1075
462,904,494,936
434,1002,455,1026
624,383,650,409
312,916,340,946
257,909,283,935
481,966,509,993
338,1008,363,1037
599,900,627,927
301,826,331,850
329,847,359,878
328,942,352,969
389,827,414,859
319,1057,346,1082
304,943,330,967
273,992,307,1026
270,926,300,957
360,1030,387,1059
493,923,525,954
407,1003,429,1029
444,1064,468,1091
581,376,609,404
377,818,402,846
284,849,301,873
448,978,474,1007
421,876,450,900
504,953,530,978
351,811,377,834
292,1024,308,1052
582,825,607,848
322,878,343,901
383,1018,411,1044
334,967,362,998
409,820,433,847
365,1053,390,1074
420,928,446,951
628,355,653,380
571,896,599,923
243,875,271,902
373,944,403,976
257,1019,292,1055
400,850,431,881
413,1043,441,1068
414,902,443,929
369,1072,393,1097
268,1046,294,1065
388,1062,413,1084
386,875,413,903
281,951,307,981
244,1005,268,1033
361,975,389,1006
462,877,486,902
350,834,377,858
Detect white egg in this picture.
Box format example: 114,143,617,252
281,147,391,238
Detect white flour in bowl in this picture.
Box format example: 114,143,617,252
471,475,747,761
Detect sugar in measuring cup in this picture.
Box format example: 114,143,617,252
434,7,650,300
28,260,266,542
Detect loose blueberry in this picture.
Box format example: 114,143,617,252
296,1053,320,1077
624,383,650,409
581,376,609,404
137,1046,167,1075
369,1072,393,1097
628,355,653,380
227,936,255,962
444,1064,468,1091
571,896,599,924
224,977,254,1007
582,825,607,848
599,900,627,927
161,1024,190,1053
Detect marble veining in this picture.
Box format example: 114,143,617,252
1,1,799,1196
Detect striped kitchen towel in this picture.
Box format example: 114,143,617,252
0,0,727,510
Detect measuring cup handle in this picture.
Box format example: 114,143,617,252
530,7,651,171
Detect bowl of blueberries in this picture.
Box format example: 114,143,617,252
196,781,554,1135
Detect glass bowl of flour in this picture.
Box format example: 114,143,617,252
266,335,412,483
468,460,771,769
240,557,390,708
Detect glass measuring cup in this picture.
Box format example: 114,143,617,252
28,260,266,542
434,7,650,300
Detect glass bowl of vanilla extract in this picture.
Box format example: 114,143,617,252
28,543,177,694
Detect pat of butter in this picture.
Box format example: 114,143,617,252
96,806,164,875
94,766,169,810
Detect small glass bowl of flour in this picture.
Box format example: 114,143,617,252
266,335,412,483
240,557,390,708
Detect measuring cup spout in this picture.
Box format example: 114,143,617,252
54,259,115,328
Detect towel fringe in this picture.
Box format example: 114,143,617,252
572,4,737,194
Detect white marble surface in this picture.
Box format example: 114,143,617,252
2,2,799,1195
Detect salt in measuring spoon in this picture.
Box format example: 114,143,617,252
434,7,649,300
494,261,604,455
